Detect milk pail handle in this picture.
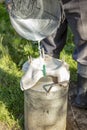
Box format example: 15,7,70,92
43,83,54,93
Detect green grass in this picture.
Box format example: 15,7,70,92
0,3,77,130
60,27,77,82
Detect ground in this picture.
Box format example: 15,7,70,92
0,121,9,130
67,83,87,130
67,105,87,130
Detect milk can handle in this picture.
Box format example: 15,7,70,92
43,83,54,93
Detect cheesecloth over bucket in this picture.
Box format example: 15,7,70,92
6,0,62,41
20,55,70,90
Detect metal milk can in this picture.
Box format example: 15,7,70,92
20,55,70,130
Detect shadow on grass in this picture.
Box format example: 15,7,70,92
0,68,24,130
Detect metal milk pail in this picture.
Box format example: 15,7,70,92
24,76,69,130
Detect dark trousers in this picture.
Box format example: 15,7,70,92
41,0,87,77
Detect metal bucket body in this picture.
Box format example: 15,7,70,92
24,77,68,130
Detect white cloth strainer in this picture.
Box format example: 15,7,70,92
20,55,70,90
